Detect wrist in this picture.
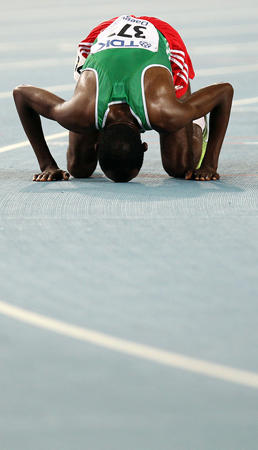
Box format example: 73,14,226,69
200,153,218,171
40,160,59,172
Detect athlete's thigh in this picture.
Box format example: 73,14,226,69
159,122,193,177
67,130,101,178
159,85,193,177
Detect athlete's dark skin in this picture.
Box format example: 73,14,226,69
13,65,234,182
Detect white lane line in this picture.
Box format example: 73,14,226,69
0,84,75,100
196,63,258,77
190,41,258,55
0,300,258,389
0,57,74,71
233,97,258,106
0,91,15,99
182,23,258,39
0,132,68,154
0,40,75,53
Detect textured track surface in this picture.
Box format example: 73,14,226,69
1,1,258,449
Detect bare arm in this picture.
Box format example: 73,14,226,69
147,68,234,180
13,85,70,181
183,83,234,180
164,83,233,180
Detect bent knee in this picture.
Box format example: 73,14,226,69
162,161,190,178
67,161,97,178
163,167,186,178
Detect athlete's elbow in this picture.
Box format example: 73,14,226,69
220,81,234,92
216,82,234,103
153,112,186,134
226,83,234,101
13,84,32,96
13,85,27,101
13,85,34,110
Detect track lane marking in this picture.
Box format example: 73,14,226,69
233,97,258,106
0,84,75,99
190,41,258,55
0,58,74,71
196,63,258,76
1,133,257,155
0,132,68,154
0,300,258,389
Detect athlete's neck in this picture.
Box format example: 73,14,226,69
105,103,140,130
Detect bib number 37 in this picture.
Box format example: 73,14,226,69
91,16,159,54
109,24,146,39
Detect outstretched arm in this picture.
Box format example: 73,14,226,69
13,85,70,181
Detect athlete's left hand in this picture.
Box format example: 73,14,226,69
185,166,220,181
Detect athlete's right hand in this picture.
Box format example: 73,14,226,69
33,167,70,181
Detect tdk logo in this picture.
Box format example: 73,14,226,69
97,40,140,50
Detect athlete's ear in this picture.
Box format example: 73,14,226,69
94,143,99,153
142,142,148,152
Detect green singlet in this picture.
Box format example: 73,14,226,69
81,30,172,132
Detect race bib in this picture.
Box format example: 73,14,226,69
90,15,159,54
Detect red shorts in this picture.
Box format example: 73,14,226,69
77,16,195,98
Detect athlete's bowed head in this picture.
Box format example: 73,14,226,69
96,123,148,182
